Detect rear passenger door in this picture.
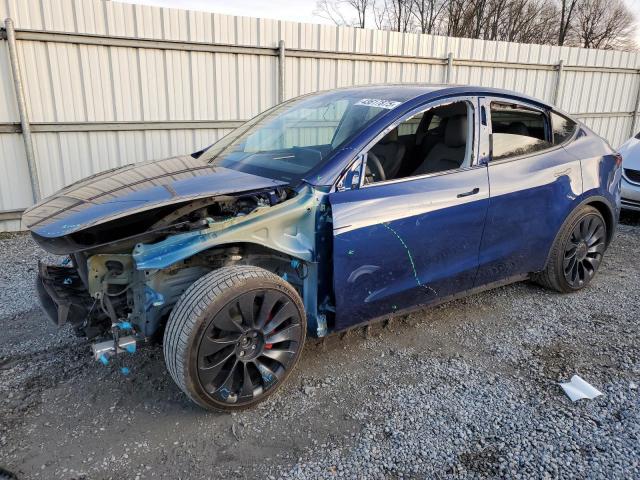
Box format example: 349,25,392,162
475,97,582,286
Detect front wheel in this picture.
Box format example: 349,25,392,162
534,205,607,293
163,265,306,411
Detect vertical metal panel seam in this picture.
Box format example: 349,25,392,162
211,13,219,119
131,6,148,161
4,18,40,202
631,72,640,136
103,0,122,164
553,60,564,106
163,7,173,154
234,15,240,116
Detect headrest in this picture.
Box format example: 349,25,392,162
506,121,529,136
444,115,467,148
381,128,398,143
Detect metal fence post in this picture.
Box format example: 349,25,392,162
630,72,640,137
278,40,286,103
5,18,41,202
446,52,453,84
553,59,564,107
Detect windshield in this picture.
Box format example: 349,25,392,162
198,89,410,182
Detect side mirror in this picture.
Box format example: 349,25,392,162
337,155,364,192
344,169,361,190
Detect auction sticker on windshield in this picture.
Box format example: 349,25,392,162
355,98,402,109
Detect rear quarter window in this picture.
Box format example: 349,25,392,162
551,112,578,145
490,102,552,161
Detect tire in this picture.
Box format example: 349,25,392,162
534,205,607,293
163,265,306,411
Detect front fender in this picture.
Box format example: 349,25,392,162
132,186,323,270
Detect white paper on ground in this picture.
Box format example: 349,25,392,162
559,375,603,402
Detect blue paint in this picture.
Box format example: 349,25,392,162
330,167,489,329
125,343,136,354
257,364,275,385
120,367,131,375
115,321,133,330
219,387,231,400
143,286,165,311
99,354,109,366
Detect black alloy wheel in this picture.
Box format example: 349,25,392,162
562,213,606,288
533,205,608,293
196,288,303,405
164,266,306,411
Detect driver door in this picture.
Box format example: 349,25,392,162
328,98,490,330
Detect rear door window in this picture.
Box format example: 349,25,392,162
490,102,552,161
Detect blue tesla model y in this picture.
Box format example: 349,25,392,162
25,85,622,410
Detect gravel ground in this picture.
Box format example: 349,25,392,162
0,214,639,479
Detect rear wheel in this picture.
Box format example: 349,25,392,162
534,205,607,293
163,265,306,411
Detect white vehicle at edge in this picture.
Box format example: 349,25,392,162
620,131,640,211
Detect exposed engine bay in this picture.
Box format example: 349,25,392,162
34,186,327,356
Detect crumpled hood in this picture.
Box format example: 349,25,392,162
23,155,286,238
619,137,640,170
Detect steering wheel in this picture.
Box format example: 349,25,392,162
365,151,386,183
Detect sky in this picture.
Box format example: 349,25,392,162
113,0,331,25
115,0,640,44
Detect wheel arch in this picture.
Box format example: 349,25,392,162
192,241,322,336
540,194,615,272
582,197,616,246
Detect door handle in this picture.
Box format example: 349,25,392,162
457,187,480,198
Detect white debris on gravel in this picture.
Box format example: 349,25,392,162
559,375,604,402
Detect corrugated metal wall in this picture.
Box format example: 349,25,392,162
1,0,639,231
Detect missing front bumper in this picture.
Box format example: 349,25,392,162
36,261,94,328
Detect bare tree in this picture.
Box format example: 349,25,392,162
557,0,579,45
314,0,349,25
345,0,371,28
443,0,468,37
574,0,635,49
315,0,371,28
411,0,447,34
375,0,414,32
314,0,639,49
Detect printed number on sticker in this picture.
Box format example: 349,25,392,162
355,98,402,110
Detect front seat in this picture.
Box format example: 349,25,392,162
506,121,529,136
412,115,467,175
370,128,405,180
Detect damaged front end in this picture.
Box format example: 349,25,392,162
30,188,331,367
36,259,106,338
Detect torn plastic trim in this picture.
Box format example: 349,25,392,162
133,186,321,270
